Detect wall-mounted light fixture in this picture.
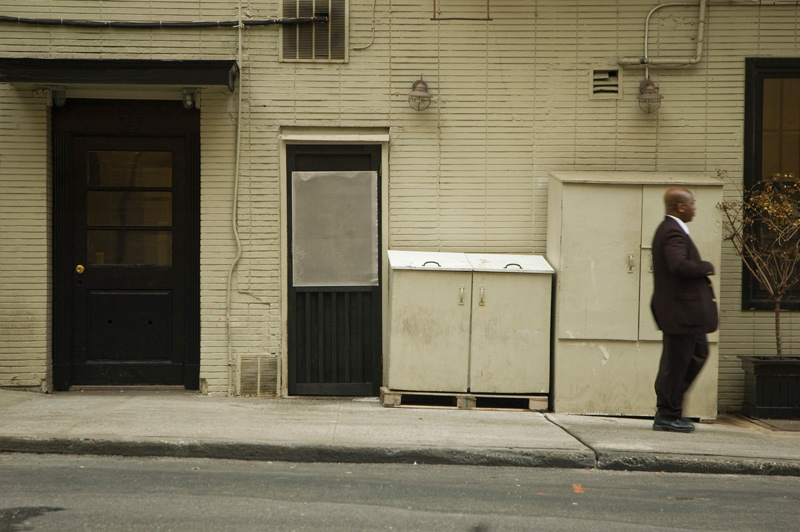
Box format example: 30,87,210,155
48,86,67,108
408,75,432,111
183,88,200,109
637,77,662,113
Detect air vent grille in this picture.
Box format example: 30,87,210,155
239,355,278,396
591,69,621,99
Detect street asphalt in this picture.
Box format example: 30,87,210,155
0,389,798,476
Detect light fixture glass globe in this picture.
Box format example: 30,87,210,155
638,78,663,113
408,76,432,111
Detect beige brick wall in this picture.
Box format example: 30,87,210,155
1,1,800,408
0,85,51,389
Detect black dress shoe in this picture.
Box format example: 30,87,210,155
653,415,695,433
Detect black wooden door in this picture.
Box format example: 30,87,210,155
53,100,200,390
287,145,382,396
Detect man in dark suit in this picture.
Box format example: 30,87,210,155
651,187,718,433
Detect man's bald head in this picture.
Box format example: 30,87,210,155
664,187,696,223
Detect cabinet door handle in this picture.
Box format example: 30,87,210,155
459,286,465,305
627,253,635,273
648,252,653,273
479,287,486,306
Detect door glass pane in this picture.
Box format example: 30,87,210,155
292,171,378,286
88,230,172,266
87,191,172,227
87,151,172,187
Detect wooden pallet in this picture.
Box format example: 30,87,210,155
380,387,548,411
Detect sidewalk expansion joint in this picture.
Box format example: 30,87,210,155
544,414,600,468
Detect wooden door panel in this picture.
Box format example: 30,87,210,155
86,291,172,362
53,100,199,390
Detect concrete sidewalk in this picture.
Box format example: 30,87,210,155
0,390,798,476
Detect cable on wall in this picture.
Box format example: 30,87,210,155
0,14,326,29
226,3,246,397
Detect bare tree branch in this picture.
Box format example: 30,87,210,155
717,169,800,358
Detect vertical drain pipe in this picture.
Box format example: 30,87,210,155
226,1,245,396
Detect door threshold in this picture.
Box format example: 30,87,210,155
69,385,187,392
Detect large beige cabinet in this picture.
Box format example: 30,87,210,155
546,172,723,418
386,251,553,394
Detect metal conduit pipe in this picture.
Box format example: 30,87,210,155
619,0,707,67
0,14,327,29
720,1,800,5
619,0,800,69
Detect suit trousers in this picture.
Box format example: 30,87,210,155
655,333,709,419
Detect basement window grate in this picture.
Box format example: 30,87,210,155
591,69,621,99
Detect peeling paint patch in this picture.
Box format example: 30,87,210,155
599,345,611,365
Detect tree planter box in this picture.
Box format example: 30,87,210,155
740,356,800,419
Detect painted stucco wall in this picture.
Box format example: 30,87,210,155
1,1,799,409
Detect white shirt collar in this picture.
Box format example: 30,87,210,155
667,215,690,235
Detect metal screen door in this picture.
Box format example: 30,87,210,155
287,145,382,395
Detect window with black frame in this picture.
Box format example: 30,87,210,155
744,58,800,310
282,0,347,62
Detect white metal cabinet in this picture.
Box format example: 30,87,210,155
386,251,473,392
547,172,723,418
467,254,554,394
386,250,554,394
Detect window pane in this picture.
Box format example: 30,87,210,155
783,79,800,130
282,0,299,59
762,130,781,178
330,0,346,60
762,78,782,131
298,0,314,59
87,191,172,227
781,130,800,178
746,61,800,310
87,151,172,188
291,171,378,286
88,230,172,266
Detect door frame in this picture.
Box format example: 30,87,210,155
279,128,390,396
52,99,201,390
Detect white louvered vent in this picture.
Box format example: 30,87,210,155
591,69,621,99
239,355,279,396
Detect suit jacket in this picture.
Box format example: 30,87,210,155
650,216,718,335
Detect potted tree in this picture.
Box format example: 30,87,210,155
717,170,800,419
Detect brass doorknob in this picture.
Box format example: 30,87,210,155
75,265,85,274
